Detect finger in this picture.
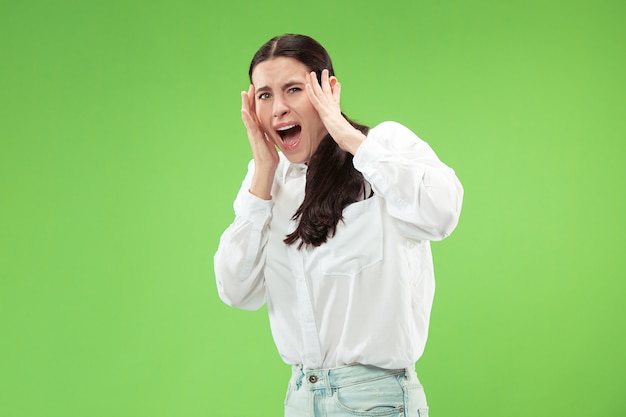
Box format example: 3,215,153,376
330,77,341,104
241,91,250,120
305,81,324,113
241,106,257,133
310,71,333,110
241,94,264,137
309,71,324,96
241,90,249,113
242,87,254,114
247,84,256,115
321,69,332,96
306,73,320,99
241,91,254,123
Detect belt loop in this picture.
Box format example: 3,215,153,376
324,369,332,397
294,365,304,390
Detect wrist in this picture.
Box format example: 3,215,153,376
249,168,275,200
249,188,272,200
337,127,366,155
326,116,366,155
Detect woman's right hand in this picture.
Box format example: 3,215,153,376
241,85,279,200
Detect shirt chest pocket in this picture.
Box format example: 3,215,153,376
309,197,384,277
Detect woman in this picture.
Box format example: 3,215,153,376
214,34,463,417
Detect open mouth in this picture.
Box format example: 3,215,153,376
276,124,302,149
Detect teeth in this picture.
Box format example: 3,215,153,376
276,124,297,131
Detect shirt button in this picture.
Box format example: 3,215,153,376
308,375,318,383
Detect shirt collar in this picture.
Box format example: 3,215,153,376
281,159,308,183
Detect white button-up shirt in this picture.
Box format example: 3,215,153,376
214,121,463,370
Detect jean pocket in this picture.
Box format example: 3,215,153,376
331,375,405,416
401,377,428,417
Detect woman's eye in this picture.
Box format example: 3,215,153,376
288,87,301,94
258,93,270,100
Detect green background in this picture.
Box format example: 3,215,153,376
1,0,624,416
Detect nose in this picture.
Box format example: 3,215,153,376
272,97,289,118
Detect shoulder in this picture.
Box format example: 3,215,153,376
369,121,419,139
367,121,424,149
370,120,411,132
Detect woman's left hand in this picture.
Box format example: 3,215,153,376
306,69,366,154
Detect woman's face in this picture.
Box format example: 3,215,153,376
251,57,328,164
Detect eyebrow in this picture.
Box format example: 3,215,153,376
256,81,304,93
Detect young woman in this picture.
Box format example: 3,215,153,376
214,34,463,417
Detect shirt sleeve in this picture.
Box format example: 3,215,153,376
352,121,464,241
213,159,272,310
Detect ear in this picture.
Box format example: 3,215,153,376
329,76,338,90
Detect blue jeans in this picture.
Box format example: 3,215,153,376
284,364,429,416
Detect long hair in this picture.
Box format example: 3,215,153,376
249,34,370,248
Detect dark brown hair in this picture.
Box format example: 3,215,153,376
249,34,370,248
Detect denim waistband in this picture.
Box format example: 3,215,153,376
290,363,412,391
